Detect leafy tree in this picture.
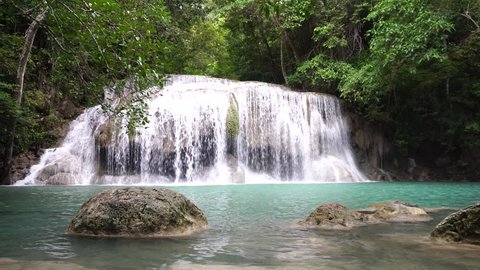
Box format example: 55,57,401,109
341,0,453,107
218,0,480,175
2,0,480,182
0,0,174,183
183,18,235,78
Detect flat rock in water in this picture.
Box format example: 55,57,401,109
302,203,351,229
67,187,208,237
301,201,431,229
371,201,431,223
431,203,480,245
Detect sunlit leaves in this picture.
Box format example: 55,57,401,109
289,54,353,93
368,0,454,67
314,23,348,49
44,0,173,133
340,0,454,107
276,0,314,29
183,19,234,77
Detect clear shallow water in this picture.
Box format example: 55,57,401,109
1,182,480,269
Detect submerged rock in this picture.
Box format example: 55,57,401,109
44,173,77,185
68,187,208,237
0,257,93,270
370,201,431,223
430,204,480,245
301,201,431,229
225,155,245,183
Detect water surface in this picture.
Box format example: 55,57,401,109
1,182,479,269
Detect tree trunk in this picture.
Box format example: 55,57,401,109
271,16,301,62
280,39,288,85
1,7,47,185
281,29,300,62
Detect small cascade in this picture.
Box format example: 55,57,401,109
16,75,366,185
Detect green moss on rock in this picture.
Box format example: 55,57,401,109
67,187,208,237
431,203,480,245
301,201,431,229
226,95,239,137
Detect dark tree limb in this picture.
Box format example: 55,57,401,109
280,38,288,85
461,7,479,31
1,7,48,185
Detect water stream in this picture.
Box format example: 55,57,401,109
17,75,365,185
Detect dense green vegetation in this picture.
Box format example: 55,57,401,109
216,0,480,177
0,0,208,182
1,0,479,183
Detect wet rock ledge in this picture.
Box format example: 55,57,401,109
68,187,208,237
431,203,480,245
301,201,431,229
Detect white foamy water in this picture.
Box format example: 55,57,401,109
16,75,366,185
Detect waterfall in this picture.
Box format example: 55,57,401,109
16,75,366,185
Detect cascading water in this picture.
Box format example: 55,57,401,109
16,75,366,185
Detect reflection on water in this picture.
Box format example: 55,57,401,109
0,183,480,269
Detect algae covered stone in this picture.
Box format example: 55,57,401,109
431,203,480,245
67,187,208,237
371,201,431,222
303,203,350,228
226,94,239,138
301,201,431,229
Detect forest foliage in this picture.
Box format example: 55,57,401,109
1,0,479,182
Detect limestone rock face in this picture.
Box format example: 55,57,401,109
68,188,208,237
36,154,80,185
95,119,114,147
431,204,480,245
10,151,40,183
301,201,431,229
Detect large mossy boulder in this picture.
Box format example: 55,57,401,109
431,204,480,245
301,201,431,229
67,188,208,237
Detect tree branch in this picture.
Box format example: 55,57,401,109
2,6,48,184
461,8,480,31
17,7,48,105
59,1,110,70
44,0,69,52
